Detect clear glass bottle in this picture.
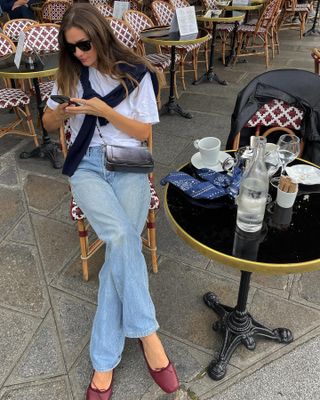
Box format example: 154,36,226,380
236,137,269,233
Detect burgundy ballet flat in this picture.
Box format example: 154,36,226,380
86,372,113,400
139,339,180,394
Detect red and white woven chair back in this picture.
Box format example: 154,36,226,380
169,0,189,9
24,24,60,53
89,0,110,5
41,0,71,23
245,99,304,130
151,0,174,26
123,10,154,34
107,18,138,50
94,2,113,17
258,0,280,29
3,19,36,42
202,0,218,10
0,33,16,57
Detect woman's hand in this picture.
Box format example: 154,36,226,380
56,103,74,121
66,97,110,118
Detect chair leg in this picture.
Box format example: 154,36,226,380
147,209,158,273
179,53,187,91
77,220,90,281
264,34,269,68
192,48,199,82
24,104,39,147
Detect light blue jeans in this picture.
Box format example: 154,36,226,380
69,146,159,372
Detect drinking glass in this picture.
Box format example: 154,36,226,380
270,134,300,187
277,134,300,176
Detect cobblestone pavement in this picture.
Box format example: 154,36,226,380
0,25,320,400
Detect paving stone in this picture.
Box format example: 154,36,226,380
294,270,320,306
6,311,65,384
149,257,246,350
24,175,69,213
228,289,320,370
153,133,190,166
31,214,80,282
177,92,236,116
49,195,75,225
0,165,18,186
0,187,25,241
52,249,101,303
0,242,48,316
0,308,40,386
207,335,320,400
207,261,292,298
154,112,231,145
156,209,210,269
0,135,25,157
0,377,72,400
50,288,96,369
16,141,64,179
6,215,35,245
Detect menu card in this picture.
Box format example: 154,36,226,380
232,0,250,5
170,6,198,36
113,1,130,19
14,31,25,69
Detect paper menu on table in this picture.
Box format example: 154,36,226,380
112,1,130,19
169,6,198,36
232,0,250,5
14,31,26,69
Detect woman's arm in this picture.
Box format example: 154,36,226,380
66,97,151,141
42,103,73,132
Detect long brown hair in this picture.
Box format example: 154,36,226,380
56,3,159,96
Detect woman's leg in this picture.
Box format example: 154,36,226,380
69,148,159,374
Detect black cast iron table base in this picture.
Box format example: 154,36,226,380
304,0,320,36
160,100,192,119
193,70,228,86
20,141,63,169
203,271,294,380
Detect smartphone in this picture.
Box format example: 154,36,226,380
50,95,80,106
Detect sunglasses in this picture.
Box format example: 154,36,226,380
65,40,92,53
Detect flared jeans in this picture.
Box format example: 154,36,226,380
69,146,159,372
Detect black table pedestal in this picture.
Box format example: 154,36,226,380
19,77,63,169
193,24,228,86
161,46,192,119
203,271,293,380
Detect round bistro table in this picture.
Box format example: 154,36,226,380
141,28,210,119
0,52,62,168
195,12,245,84
164,156,320,380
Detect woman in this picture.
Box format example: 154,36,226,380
43,4,179,400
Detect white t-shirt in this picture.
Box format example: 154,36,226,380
46,68,160,147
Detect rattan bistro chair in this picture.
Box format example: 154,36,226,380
41,0,71,23
0,33,39,146
59,119,160,281
312,48,320,75
23,23,60,101
229,98,305,155
3,18,37,42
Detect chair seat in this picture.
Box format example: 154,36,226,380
238,24,266,33
39,80,55,101
0,88,30,108
216,23,235,33
245,99,303,130
70,177,160,221
145,52,180,69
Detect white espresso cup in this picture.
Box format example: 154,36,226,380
194,137,221,166
276,186,298,208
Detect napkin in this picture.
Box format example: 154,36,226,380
160,167,242,200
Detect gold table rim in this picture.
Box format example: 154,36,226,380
140,28,210,46
164,157,320,274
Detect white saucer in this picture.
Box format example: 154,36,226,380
286,164,320,185
191,151,230,172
